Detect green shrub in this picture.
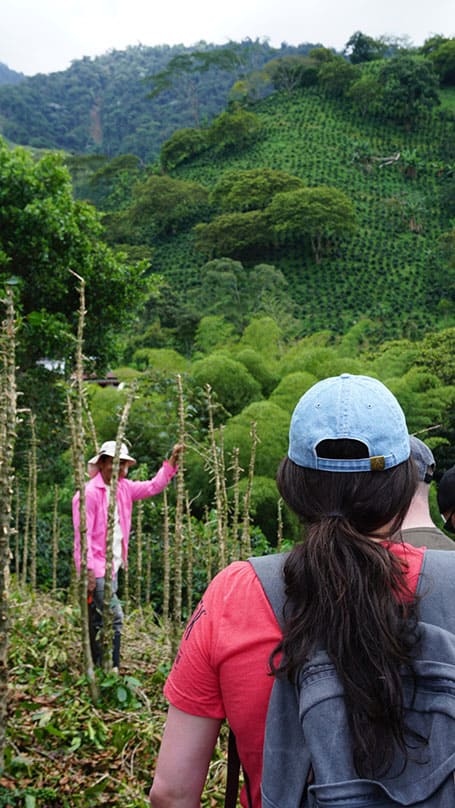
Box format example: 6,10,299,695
191,353,262,416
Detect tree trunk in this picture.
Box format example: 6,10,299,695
229,448,241,562
14,481,20,579
172,374,186,626
29,413,38,594
68,271,98,702
135,500,143,610
145,531,151,607
241,422,258,560
204,505,212,585
51,485,59,594
0,285,18,771
123,565,129,617
101,391,135,673
185,492,194,616
162,488,170,624
206,386,226,570
21,461,31,587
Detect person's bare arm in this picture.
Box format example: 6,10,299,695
168,443,184,468
149,705,222,808
87,568,96,593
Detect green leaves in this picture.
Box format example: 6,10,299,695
267,185,356,261
100,673,143,710
210,167,304,212
0,139,149,370
128,174,210,239
160,128,209,171
318,58,361,98
192,353,262,416
344,31,387,64
194,209,270,259
429,39,455,86
378,56,441,125
207,109,262,153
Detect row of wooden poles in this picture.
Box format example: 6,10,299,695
65,273,285,700
0,273,285,732
67,274,259,698
11,426,282,620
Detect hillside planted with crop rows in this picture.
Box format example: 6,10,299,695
148,87,453,343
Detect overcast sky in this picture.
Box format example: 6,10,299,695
1,0,454,76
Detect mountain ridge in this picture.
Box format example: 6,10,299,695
0,40,322,161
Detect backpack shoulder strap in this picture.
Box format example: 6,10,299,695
249,553,311,808
224,554,287,808
250,548,455,629
248,552,289,628
417,549,455,631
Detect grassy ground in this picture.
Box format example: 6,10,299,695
5,582,228,807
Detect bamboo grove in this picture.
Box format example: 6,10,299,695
3,274,268,664
1,279,277,806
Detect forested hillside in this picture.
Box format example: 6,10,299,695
0,62,24,86
1,35,454,373
161,92,453,339
0,39,321,160
68,80,452,351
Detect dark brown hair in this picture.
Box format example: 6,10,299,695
273,445,420,777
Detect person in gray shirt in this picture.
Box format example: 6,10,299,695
401,435,455,550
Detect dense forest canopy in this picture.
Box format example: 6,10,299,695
0,141,151,370
84,49,453,351
0,40,323,161
0,33,453,160
0,61,24,85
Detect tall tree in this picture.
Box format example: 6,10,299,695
318,58,360,97
210,168,304,212
266,185,356,262
68,273,98,701
378,56,440,125
0,139,149,371
128,174,209,239
160,128,209,171
263,55,319,93
430,39,455,86
207,108,262,152
194,210,271,259
146,45,249,125
344,31,387,63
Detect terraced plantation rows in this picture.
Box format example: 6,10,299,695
152,88,453,340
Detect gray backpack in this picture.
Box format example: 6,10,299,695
250,549,455,808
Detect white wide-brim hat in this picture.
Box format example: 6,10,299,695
88,440,136,466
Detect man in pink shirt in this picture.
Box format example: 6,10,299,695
73,439,182,670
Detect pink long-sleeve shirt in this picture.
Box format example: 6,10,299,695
72,461,177,578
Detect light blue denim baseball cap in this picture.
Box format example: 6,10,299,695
289,373,410,472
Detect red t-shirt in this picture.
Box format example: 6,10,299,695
164,542,425,808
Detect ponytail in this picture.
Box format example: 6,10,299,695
273,455,420,777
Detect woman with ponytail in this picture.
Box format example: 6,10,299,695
275,446,419,778
150,374,437,808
